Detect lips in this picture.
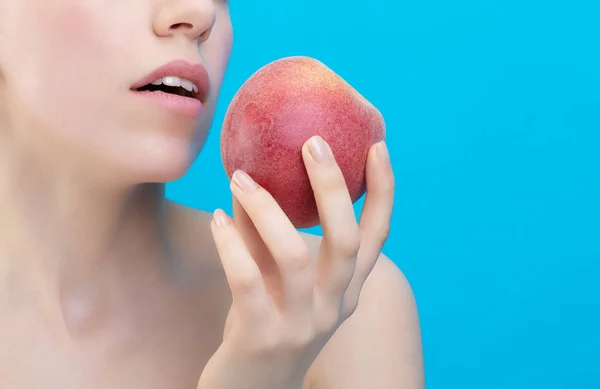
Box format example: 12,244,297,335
131,60,211,103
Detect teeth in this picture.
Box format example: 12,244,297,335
149,76,198,95
162,76,181,87
180,79,194,93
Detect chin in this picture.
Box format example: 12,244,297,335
87,101,217,186
98,133,204,186
135,156,194,184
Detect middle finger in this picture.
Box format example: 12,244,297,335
302,136,361,302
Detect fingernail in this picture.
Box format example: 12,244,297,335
376,142,390,165
213,209,231,227
309,136,333,164
232,170,257,191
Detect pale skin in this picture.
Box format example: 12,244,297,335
0,0,424,388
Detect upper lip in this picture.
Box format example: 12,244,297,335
131,60,211,102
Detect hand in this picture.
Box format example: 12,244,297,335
198,136,394,389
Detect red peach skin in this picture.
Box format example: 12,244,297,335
220,56,385,228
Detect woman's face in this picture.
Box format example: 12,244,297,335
0,0,233,183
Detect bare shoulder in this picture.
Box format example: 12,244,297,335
300,233,425,389
164,200,227,281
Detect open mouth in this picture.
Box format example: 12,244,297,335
136,76,198,99
131,60,211,117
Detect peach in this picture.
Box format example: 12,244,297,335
220,56,385,228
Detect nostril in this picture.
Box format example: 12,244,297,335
171,22,193,30
169,22,210,42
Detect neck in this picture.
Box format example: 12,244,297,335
0,142,172,322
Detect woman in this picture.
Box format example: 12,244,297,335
0,0,424,388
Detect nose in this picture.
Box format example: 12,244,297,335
153,0,216,43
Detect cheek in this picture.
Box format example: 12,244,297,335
10,3,128,137
205,30,234,98
35,4,115,86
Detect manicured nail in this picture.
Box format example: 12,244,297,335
232,170,257,191
309,136,333,164
213,209,231,227
376,142,390,165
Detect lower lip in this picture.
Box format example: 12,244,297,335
133,90,203,118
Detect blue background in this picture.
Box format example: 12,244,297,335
168,0,600,388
